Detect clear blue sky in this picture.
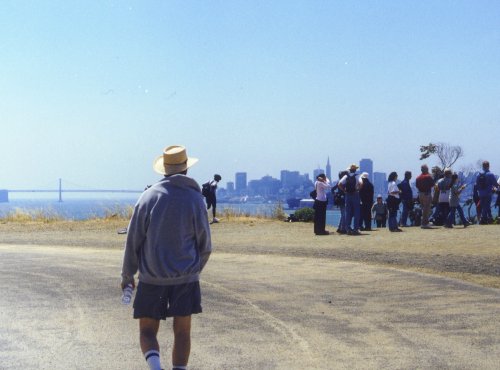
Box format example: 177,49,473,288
1,0,499,191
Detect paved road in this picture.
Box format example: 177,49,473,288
0,244,499,370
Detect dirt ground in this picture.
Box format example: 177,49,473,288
1,218,499,369
1,218,499,288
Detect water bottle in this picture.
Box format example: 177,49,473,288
121,284,134,305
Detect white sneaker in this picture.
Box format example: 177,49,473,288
212,217,220,223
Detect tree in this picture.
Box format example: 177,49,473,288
419,142,464,170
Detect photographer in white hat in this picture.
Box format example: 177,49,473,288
121,145,212,370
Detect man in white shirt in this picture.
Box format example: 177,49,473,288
313,173,332,235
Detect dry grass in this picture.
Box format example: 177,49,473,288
0,208,64,223
0,205,134,223
219,202,287,221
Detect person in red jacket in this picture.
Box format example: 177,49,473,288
416,164,435,229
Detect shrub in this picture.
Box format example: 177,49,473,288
271,202,287,221
293,207,315,222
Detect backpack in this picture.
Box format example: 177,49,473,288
333,190,345,206
345,174,357,193
201,182,210,197
476,173,487,190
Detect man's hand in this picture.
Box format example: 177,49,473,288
121,278,135,290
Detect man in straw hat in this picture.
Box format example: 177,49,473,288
121,145,212,370
338,163,363,235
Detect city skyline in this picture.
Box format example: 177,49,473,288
0,155,483,193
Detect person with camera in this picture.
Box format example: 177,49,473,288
313,173,332,235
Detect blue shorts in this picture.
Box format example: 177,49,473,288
133,281,202,320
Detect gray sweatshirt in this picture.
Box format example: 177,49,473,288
121,174,212,286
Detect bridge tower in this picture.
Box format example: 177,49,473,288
0,189,8,203
58,178,62,202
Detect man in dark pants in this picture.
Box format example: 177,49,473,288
313,173,331,235
359,172,374,231
399,171,414,227
476,161,498,224
338,164,363,235
205,174,221,224
121,145,212,370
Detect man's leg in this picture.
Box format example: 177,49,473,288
140,318,162,370
445,207,456,227
212,199,217,218
419,194,430,226
320,201,328,232
401,202,409,226
172,315,192,368
345,197,353,231
353,194,360,232
457,205,468,225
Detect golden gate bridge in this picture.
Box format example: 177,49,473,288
0,178,143,203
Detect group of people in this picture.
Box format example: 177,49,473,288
313,161,499,236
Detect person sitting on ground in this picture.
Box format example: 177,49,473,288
371,195,388,228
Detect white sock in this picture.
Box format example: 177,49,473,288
144,350,162,370
172,366,187,370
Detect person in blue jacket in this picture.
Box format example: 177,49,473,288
476,160,498,224
398,171,414,227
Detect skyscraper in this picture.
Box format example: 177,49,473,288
281,170,302,188
359,158,373,181
326,157,331,180
373,172,387,196
235,172,247,193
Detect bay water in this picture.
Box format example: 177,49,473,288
0,198,342,226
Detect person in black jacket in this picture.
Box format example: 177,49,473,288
205,174,222,223
359,172,374,231
398,171,413,227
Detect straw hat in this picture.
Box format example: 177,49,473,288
153,145,198,175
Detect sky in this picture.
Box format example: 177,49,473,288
1,0,499,192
